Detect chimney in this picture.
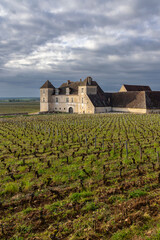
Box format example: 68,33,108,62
87,77,92,85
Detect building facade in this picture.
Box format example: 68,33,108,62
40,77,160,114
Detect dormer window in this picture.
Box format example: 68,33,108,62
66,87,70,95
55,88,59,95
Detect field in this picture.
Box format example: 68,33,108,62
0,113,160,240
0,102,40,114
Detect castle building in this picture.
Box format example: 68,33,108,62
40,77,160,114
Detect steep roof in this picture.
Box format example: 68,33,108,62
111,91,146,108
88,87,110,107
59,81,81,95
57,77,110,107
40,80,55,89
122,84,151,92
145,91,160,109
58,77,97,95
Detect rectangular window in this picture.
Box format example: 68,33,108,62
43,98,45,102
59,108,61,110
43,89,45,94
71,98,73,103
66,98,69,103
81,88,84,93
56,97,58,103
66,88,70,95
82,98,83,103
55,88,59,95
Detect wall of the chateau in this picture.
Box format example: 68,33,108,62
78,94,88,113
50,89,95,114
52,95,79,113
111,107,147,113
40,89,48,112
40,88,54,112
78,86,95,113
119,85,127,92
78,86,87,113
40,103,49,112
82,95,95,114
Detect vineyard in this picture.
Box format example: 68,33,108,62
0,102,39,114
0,113,160,240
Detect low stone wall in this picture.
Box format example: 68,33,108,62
0,112,28,116
111,107,147,113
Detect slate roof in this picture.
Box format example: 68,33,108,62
123,84,151,92
88,85,110,107
40,80,55,89
59,81,81,95
58,77,97,95
145,91,160,109
111,91,146,109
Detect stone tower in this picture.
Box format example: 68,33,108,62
40,80,55,112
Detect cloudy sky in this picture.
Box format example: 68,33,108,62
1,0,160,97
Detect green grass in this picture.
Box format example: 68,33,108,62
111,229,132,240
128,189,148,198
70,191,93,202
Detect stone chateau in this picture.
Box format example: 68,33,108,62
40,76,160,114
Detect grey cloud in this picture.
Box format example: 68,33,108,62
0,0,160,96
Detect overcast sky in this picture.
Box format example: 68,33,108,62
0,0,160,97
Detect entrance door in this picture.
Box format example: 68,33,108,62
69,107,73,113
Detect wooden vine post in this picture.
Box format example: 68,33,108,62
125,140,128,158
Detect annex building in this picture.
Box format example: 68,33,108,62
40,77,160,114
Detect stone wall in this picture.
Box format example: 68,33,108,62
112,107,147,113
52,95,79,113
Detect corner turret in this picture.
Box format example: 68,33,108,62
40,80,55,112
